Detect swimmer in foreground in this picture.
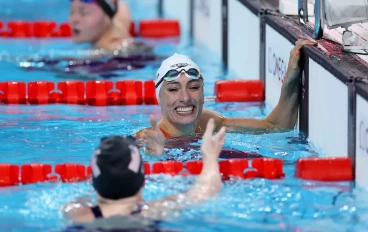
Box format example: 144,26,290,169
63,118,225,223
135,39,317,156
69,0,132,51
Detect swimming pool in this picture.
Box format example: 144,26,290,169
0,0,367,231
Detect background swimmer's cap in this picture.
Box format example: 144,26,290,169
155,53,202,100
91,135,144,200
96,0,118,18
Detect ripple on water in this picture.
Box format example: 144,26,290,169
0,175,366,231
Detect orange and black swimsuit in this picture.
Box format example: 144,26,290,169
158,128,262,159
159,128,173,139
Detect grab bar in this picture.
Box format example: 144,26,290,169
298,0,308,24
298,0,324,39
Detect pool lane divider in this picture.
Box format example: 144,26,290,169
0,19,180,38
0,157,354,187
0,80,265,106
0,158,284,187
295,157,353,181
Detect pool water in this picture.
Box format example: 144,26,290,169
0,0,367,231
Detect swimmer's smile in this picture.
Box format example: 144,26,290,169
175,105,195,116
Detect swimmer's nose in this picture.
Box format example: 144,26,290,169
69,13,81,26
179,89,191,104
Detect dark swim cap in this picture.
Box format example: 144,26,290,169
95,0,118,18
91,135,145,200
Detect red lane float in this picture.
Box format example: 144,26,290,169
1,21,71,38
21,164,52,184
0,79,267,105
129,22,136,37
152,161,183,176
252,158,284,179
52,23,72,37
0,158,287,187
215,80,264,102
32,21,57,38
28,81,55,105
86,80,114,106
139,19,180,38
7,21,32,37
220,159,249,179
116,80,143,105
144,163,150,175
86,80,143,106
0,158,355,187
0,164,19,187
0,20,179,38
143,80,158,105
186,161,203,175
55,163,87,183
295,157,353,181
0,82,27,104
57,81,85,105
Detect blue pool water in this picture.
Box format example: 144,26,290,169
0,0,367,231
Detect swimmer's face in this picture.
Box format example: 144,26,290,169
69,0,111,43
159,74,204,126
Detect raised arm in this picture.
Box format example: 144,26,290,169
143,118,225,217
183,118,224,201
199,39,316,134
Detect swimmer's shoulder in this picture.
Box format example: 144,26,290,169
197,108,224,132
64,204,95,223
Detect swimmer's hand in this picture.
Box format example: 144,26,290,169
185,118,225,201
284,39,317,82
201,118,226,161
142,115,165,156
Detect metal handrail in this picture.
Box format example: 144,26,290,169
298,0,324,39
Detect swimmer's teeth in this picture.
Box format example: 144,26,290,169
176,106,193,112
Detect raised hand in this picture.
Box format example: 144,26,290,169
200,118,226,161
142,115,166,156
285,39,317,83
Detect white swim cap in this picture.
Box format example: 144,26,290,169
155,53,202,100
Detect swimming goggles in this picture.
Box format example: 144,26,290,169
155,68,203,88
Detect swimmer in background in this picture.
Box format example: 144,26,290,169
18,0,159,79
63,118,225,223
135,39,317,156
69,0,133,51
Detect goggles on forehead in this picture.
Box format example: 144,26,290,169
155,68,203,89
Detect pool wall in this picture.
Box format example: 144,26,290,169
161,0,368,188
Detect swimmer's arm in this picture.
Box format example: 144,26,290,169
62,204,95,223
143,119,224,218
198,40,316,134
200,85,298,133
143,160,222,218
199,108,283,134
116,1,132,27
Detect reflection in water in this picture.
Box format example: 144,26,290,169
17,42,165,80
